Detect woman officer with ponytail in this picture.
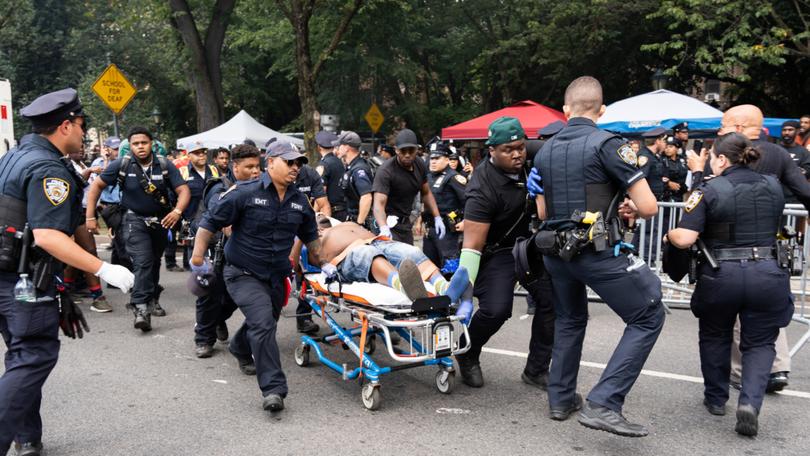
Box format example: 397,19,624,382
667,133,794,437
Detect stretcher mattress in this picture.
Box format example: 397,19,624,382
304,273,434,312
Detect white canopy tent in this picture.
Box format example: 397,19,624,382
597,89,723,134
176,110,303,150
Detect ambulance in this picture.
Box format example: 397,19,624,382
0,79,15,157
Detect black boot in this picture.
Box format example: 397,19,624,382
456,355,484,388
133,305,152,332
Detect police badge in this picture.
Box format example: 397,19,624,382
684,190,703,213
617,144,638,166
43,177,70,206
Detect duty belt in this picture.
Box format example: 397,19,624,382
126,209,161,226
713,246,776,261
331,204,346,213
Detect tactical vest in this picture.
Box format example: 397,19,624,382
702,172,784,249
641,148,665,198
340,156,372,214
536,125,619,221
428,169,463,215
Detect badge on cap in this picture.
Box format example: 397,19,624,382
454,174,467,185
43,177,70,206
685,190,703,213
617,144,638,166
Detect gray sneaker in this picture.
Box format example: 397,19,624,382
90,296,113,313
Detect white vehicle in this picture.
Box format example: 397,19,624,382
0,79,15,156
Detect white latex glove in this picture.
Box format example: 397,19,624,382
379,225,392,238
96,261,135,294
434,216,446,239
386,215,399,228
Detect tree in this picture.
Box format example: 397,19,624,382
168,0,236,131
273,0,363,158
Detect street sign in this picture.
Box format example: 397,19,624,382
91,64,137,114
364,103,384,134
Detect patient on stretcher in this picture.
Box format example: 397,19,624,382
295,216,470,305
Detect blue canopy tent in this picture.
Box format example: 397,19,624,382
597,90,794,138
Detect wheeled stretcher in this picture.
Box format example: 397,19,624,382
293,272,471,410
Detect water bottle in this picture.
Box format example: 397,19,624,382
14,273,36,303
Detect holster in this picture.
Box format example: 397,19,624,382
533,231,561,256
0,226,22,272
31,250,55,293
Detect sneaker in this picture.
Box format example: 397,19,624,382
90,296,113,313
398,259,428,301
14,441,43,456
262,393,284,412
195,344,214,358
134,310,152,332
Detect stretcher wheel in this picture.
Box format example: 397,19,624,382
435,369,455,394
363,335,376,355
294,344,310,367
361,383,381,410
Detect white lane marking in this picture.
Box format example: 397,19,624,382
519,314,530,321
212,379,228,384
436,408,470,414
481,347,810,399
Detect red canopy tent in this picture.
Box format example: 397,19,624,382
441,100,566,140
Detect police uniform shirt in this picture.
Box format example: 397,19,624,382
372,155,428,225
341,155,373,212
428,167,466,215
464,158,534,249
199,172,318,280
785,144,810,175
183,164,217,219
0,134,82,234
317,152,345,206
99,154,186,217
295,164,327,201
662,155,688,200
637,146,664,199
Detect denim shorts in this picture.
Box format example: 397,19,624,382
338,239,429,282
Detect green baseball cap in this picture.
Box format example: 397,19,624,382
485,116,526,146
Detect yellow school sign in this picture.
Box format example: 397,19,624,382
91,64,137,114
364,103,384,134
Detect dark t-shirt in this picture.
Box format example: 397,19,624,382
316,152,345,206
372,156,428,225
99,155,186,217
295,164,327,200
465,158,534,251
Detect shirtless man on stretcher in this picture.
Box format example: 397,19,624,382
293,217,473,321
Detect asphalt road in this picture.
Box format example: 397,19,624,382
4,248,810,455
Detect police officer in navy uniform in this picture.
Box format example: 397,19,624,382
314,130,347,220
191,144,262,359
667,133,793,437
455,117,555,391
635,127,667,264
192,141,331,413
0,88,134,456
335,131,374,226
662,136,688,202
86,127,190,332
424,142,466,269
531,77,664,437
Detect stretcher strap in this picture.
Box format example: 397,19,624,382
357,311,369,382
283,277,291,307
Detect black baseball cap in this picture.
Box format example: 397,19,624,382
267,141,308,163
395,129,420,149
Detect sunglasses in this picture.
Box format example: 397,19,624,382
71,117,88,134
284,158,305,168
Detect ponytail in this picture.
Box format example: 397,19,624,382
739,146,760,165
714,132,759,166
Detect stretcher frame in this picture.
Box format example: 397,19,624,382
292,274,471,410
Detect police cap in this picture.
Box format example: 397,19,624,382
486,116,526,146
672,121,689,133
268,141,308,163
429,142,452,158
538,120,565,139
20,88,84,128
332,130,362,148
187,272,216,297
641,127,667,138
315,130,338,148
665,135,682,148
395,129,420,149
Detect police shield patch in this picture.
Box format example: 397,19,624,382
43,177,70,206
685,190,703,213
454,174,467,185
316,165,325,176
617,144,638,166
638,155,648,167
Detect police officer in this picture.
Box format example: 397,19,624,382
0,88,134,456
86,127,190,331
662,136,688,202
335,131,374,226
667,133,793,437
635,127,667,264
314,130,346,220
373,129,445,245
191,144,261,359
531,76,664,437
424,142,466,269
192,141,330,413
455,117,555,391
673,121,690,153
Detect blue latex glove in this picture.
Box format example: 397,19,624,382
456,299,474,325
527,168,544,197
321,263,338,280
434,216,446,239
379,225,392,238
190,258,211,275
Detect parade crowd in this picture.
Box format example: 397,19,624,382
1,77,809,455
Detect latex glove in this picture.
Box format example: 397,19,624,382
190,258,212,275
59,292,90,339
527,168,544,197
321,263,338,280
455,299,474,325
434,216,446,239
379,224,392,238
96,262,134,293
386,215,399,228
